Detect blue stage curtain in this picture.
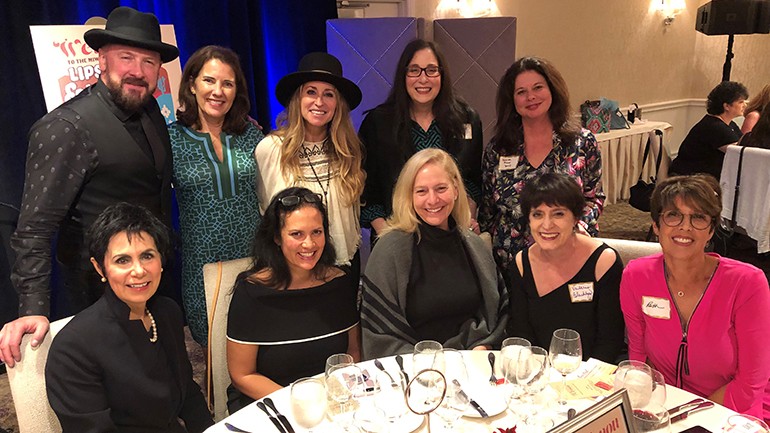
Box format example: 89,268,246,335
0,0,337,319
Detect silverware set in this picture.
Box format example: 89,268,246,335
256,397,295,433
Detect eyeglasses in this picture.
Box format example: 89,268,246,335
278,193,322,207
660,210,713,230
406,66,442,77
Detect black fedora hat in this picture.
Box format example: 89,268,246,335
84,6,179,63
275,52,362,110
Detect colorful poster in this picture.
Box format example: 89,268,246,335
29,24,182,124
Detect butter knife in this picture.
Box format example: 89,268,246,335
264,398,295,433
670,401,714,423
667,397,704,416
257,401,285,433
452,379,489,418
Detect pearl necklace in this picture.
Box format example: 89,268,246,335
145,308,158,343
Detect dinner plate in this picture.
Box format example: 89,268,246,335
461,384,507,418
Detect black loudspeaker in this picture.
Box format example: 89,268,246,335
696,0,770,35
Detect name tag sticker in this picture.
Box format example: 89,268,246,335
499,156,519,171
569,282,594,303
642,296,671,319
464,123,473,139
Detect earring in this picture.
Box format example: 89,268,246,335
191,89,196,94
161,267,164,272
101,277,107,283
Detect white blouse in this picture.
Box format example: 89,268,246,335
255,134,361,265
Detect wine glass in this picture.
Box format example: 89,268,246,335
549,328,582,407
633,403,672,432
373,370,408,429
515,345,551,427
326,361,364,430
500,337,531,416
413,340,444,377
434,349,470,431
290,377,327,432
405,368,447,433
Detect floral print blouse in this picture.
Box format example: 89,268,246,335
479,129,605,269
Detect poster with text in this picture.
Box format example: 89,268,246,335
29,24,182,124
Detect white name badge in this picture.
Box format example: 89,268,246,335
642,296,671,319
464,123,473,139
568,282,594,303
499,155,519,171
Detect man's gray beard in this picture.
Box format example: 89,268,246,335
104,75,154,112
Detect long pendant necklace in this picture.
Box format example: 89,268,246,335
145,308,158,343
305,139,332,207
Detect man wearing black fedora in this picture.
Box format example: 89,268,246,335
0,6,179,367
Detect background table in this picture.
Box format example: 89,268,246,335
206,351,736,433
720,145,770,254
596,121,673,205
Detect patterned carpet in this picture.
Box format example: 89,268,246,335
0,201,766,432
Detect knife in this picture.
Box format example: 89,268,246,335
670,401,714,423
395,354,410,384
264,398,296,433
452,379,489,418
667,398,705,416
374,359,396,385
257,401,286,433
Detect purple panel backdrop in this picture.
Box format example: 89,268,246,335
434,17,517,143
326,18,425,130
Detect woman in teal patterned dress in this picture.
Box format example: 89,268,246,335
479,57,605,270
169,46,264,345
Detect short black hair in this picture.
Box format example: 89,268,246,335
87,202,170,271
521,172,585,220
706,81,748,115
245,187,336,290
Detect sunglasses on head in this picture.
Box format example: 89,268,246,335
278,193,322,207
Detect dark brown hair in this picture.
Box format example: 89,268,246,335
650,175,721,228
492,56,579,155
521,172,585,221
176,45,250,134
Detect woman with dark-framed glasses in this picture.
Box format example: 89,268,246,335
225,187,360,412
359,39,484,238
620,175,770,421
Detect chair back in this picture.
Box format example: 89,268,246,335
598,237,661,265
203,257,252,421
7,316,74,433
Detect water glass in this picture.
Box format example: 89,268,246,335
435,349,470,430
290,377,326,432
649,368,666,407
373,370,408,427
413,340,444,376
549,328,582,407
633,404,671,432
500,337,531,413
614,360,653,409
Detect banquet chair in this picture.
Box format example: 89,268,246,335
598,237,661,265
203,257,252,421
7,315,73,433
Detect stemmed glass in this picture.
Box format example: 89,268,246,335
549,328,583,407
413,340,445,377
434,349,470,431
515,346,552,429
290,377,327,432
614,360,653,409
373,370,408,429
500,337,531,416
325,353,363,430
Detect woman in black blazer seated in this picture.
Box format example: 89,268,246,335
359,38,483,237
46,203,212,433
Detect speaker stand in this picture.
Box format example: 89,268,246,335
722,33,735,82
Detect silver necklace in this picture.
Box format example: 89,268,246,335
304,139,331,206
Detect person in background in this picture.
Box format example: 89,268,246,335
740,84,770,134
669,81,748,179
479,56,604,270
46,203,213,433
359,39,483,237
169,45,264,346
361,149,507,359
507,173,624,363
620,175,770,421
226,187,359,412
1,6,178,368
739,101,770,149
255,52,365,278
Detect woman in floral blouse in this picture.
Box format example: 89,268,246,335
479,57,604,269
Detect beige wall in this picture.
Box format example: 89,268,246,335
414,0,770,109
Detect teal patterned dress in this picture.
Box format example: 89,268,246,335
169,122,264,345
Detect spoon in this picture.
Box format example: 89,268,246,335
374,359,396,385
488,352,498,385
395,354,410,383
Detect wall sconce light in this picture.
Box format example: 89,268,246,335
655,0,686,25
435,0,501,19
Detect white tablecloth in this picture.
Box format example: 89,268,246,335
596,121,673,205
206,351,737,432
